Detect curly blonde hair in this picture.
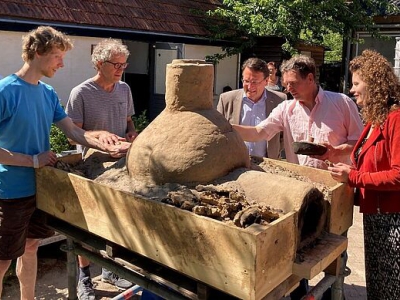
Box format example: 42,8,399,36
349,49,400,126
22,26,73,62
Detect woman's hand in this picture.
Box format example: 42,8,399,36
328,162,353,183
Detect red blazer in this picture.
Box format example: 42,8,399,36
349,109,400,214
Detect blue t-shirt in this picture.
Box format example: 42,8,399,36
0,74,67,199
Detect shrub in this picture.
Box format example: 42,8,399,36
49,125,73,154
132,110,150,133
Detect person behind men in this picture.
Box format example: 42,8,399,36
217,57,286,159
222,85,232,93
232,54,364,299
0,26,127,300
266,61,283,92
329,49,400,300
66,38,136,299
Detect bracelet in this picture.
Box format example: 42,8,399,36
33,155,39,169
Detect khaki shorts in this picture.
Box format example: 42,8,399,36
0,195,54,260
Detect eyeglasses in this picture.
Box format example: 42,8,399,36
241,78,265,86
105,61,129,70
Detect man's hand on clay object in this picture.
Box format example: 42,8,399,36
97,131,121,145
108,141,132,158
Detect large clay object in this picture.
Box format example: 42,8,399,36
126,59,249,184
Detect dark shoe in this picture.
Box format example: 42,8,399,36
101,270,133,290
77,277,95,300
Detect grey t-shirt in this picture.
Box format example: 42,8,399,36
66,78,134,155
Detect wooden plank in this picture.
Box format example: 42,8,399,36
36,164,297,300
254,215,298,299
292,233,348,280
328,184,354,235
261,274,302,300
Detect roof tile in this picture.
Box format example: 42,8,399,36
0,0,221,36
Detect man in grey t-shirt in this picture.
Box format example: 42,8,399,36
66,39,137,300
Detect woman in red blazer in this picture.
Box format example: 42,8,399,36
329,49,400,299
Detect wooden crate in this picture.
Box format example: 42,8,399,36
36,155,352,299
36,154,298,300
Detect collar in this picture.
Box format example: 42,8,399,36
242,89,267,104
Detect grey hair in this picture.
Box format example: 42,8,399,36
91,39,130,70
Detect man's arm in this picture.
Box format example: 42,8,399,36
0,147,34,167
66,121,83,145
0,147,58,168
56,117,125,154
232,124,265,142
125,117,138,142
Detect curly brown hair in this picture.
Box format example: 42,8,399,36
349,49,400,126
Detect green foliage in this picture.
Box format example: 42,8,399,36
50,124,73,154
323,32,343,62
205,0,399,59
132,110,150,133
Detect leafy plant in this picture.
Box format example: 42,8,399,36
205,0,399,59
132,110,150,133
49,124,73,154
323,32,344,63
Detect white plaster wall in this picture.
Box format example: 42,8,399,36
0,30,238,109
0,31,25,78
184,44,239,96
0,32,149,106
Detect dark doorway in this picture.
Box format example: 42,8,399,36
124,73,150,118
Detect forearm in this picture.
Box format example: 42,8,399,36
329,140,357,163
126,119,137,135
58,118,118,153
334,142,356,156
232,124,264,142
0,147,34,167
65,126,106,152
